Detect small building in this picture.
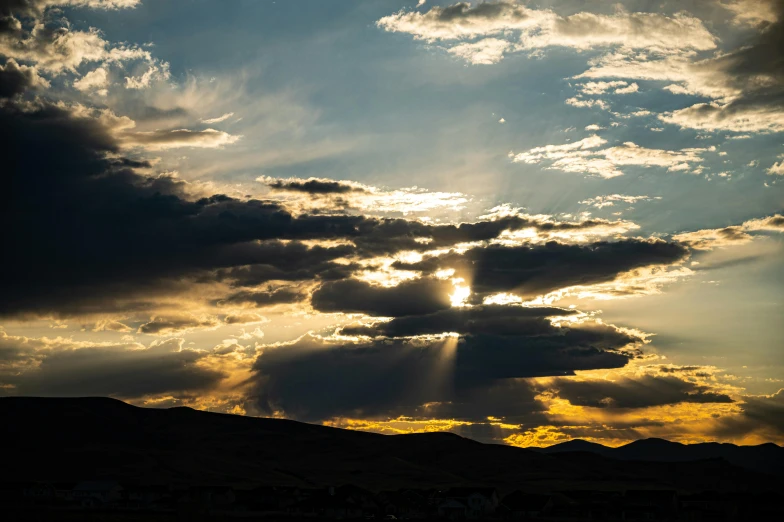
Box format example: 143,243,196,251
442,488,499,519
438,498,469,520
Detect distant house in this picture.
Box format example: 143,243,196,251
438,498,469,520
72,480,124,507
500,491,553,519
289,485,379,519
441,488,499,519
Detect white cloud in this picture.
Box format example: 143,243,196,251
584,124,605,131
718,0,779,26
580,194,660,209
123,129,242,150
768,161,784,176
674,213,784,250
521,11,716,53
566,97,609,110
201,112,236,124
73,66,108,95
660,102,784,133
614,82,639,94
447,37,511,64
579,81,627,95
125,62,171,89
377,2,553,41
511,136,708,178
376,3,716,64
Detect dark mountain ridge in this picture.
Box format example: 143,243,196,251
535,437,783,476
2,397,782,493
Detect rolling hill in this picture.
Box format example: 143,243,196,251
2,397,781,493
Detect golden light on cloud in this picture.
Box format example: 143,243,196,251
449,279,471,307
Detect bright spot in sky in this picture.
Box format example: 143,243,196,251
450,280,471,307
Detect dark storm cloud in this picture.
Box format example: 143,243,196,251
0,58,41,97
137,314,221,335
669,0,784,129
418,1,530,23
1,90,650,317
311,278,454,317
262,176,370,195
0,336,224,399
341,305,576,337
252,322,636,422
394,240,688,297
217,288,309,307
213,242,357,287
550,375,734,409
715,389,784,438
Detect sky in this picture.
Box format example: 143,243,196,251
1,0,783,448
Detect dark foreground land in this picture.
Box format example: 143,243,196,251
2,397,782,521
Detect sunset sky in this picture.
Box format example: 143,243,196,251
2,0,783,448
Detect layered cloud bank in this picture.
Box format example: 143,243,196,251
1,0,782,448
379,0,784,134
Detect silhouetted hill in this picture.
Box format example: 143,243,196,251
2,397,781,493
536,437,784,476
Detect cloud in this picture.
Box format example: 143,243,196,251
578,81,638,95
258,175,468,216
138,314,221,335
0,0,167,101
341,305,576,338
550,374,734,409
0,331,223,400
447,37,511,64
201,112,235,124
124,62,170,89
580,194,660,209
311,278,455,317
223,312,266,325
260,175,370,195
0,58,47,97
377,2,716,64
72,66,108,94
5,91,631,319
394,239,688,298
251,326,635,422
376,2,552,41
520,10,716,53
581,1,784,133
673,226,754,250
511,137,709,178
715,389,784,440
768,161,784,175
217,288,309,307
1,1,141,16
719,0,779,26
674,213,784,249
565,97,609,110
121,128,241,150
